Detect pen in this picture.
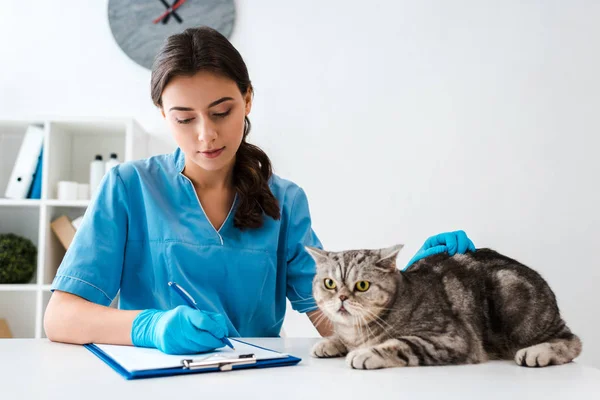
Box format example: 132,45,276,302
182,353,256,370
168,281,235,350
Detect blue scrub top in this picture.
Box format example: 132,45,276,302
51,148,322,337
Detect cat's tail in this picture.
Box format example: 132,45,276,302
514,326,582,368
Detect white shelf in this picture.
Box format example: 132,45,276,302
0,199,41,207
0,199,90,207
0,284,39,292
45,200,89,208
0,117,149,338
0,284,54,292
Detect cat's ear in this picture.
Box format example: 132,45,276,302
380,244,404,260
375,244,404,272
305,246,330,265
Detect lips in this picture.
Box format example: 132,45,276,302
199,147,225,159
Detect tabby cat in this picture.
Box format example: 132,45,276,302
306,245,581,370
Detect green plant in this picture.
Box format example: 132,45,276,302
0,233,37,284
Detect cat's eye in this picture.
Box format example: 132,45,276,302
355,281,370,292
324,278,337,290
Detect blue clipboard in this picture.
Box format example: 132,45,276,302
84,339,302,380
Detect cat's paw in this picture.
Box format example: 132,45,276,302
346,347,397,370
311,338,348,358
515,343,557,367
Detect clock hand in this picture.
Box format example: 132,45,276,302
153,0,187,24
160,0,182,24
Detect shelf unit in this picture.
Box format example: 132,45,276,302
0,118,149,338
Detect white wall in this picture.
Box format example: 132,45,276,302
1,1,598,367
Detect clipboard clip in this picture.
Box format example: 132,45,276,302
182,353,257,371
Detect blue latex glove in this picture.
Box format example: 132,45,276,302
404,230,476,270
131,305,229,355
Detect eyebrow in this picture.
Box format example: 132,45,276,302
168,97,234,112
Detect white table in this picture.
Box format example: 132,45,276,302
1,338,599,399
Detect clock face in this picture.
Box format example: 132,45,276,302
108,0,236,70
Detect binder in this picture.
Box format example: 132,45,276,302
4,125,44,199
85,338,302,380
27,147,43,199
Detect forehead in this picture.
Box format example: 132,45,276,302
319,250,377,273
161,71,241,108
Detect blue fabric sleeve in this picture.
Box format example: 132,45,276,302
285,188,322,313
50,167,129,306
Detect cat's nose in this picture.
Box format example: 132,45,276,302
339,295,348,302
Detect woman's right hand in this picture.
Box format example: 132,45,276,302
131,305,229,354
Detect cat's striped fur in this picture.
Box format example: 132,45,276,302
306,246,581,370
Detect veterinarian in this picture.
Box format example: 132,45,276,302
43,27,475,355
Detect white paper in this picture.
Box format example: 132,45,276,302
93,339,287,372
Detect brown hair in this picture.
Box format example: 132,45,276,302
151,26,280,229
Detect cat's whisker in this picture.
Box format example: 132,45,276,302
351,314,363,341
361,308,396,335
357,316,367,342
360,314,376,342
310,313,329,330
364,314,381,343
345,300,373,319
361,308,395,332
372,306,404,312
348,301,395,336
357,313,374,343
325,300,339,313
310,311,326,323
363,312,394,337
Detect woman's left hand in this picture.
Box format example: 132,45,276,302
404,230,476,270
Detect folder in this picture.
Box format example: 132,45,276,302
4,125,44,199
85,339,301,380
27,147,43,199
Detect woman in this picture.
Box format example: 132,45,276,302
44,26,474,355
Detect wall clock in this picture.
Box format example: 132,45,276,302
108,0,236,70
